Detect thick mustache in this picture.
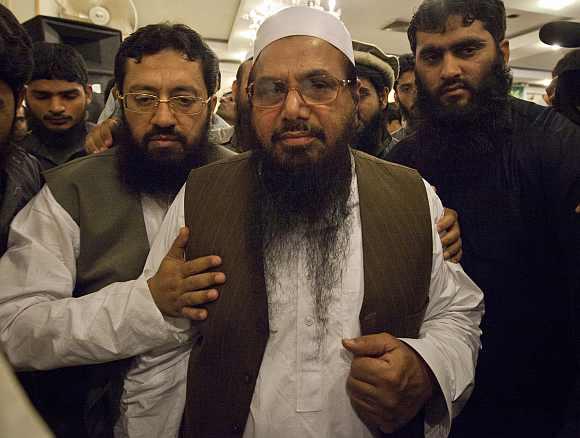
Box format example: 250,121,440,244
143,129,186,144
271,122,325,143
437,80,475,96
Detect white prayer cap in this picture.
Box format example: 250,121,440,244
253,6,354,65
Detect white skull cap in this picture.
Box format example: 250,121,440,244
253,6,354,65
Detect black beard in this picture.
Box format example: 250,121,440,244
354,110,384,155
415,53,512,131
411,53,513,176
398,101,417,129
115,116,210,198
249,118,355,353
234,95,253,152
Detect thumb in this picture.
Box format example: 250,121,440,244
342,332,398,357
166,227,189,260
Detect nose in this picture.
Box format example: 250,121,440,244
49,97,65,114
440,53,462,81
150,100,177,128
281,88,310,121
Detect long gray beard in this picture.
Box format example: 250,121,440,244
253,146,354,356
264,212,352,356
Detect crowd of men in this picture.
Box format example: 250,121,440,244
0,1,578,437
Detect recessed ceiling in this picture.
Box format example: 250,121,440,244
129,0,580,90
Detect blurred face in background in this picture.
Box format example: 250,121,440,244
217,91,236,125
25,79,92,132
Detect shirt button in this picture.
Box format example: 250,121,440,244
304,316,314,326
244,373,251,384
232,424,242,434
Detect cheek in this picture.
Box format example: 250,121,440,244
27,100,46,117
0,110,14,141
181,118,204,142
126,114,149,143
252,110,277,142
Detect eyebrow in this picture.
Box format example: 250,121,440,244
127,84,202,95
420,37,488,54
30,88,81,95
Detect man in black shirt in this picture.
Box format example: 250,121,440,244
22,42,93,170
387,0,580,436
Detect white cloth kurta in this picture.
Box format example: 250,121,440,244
115,176,483,438
0,185,190,372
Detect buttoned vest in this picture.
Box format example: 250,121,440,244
182,150,432,438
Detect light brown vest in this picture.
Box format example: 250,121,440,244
182,150,432,438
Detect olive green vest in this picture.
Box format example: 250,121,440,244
32,145,235,438
181,150,432,438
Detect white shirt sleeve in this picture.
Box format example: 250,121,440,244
117,186,190,438
400,181,484,437
0,185,189,370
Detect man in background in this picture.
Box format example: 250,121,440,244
22,42,93,170
391,53,418,145
552,49,580,126
216,89,236,126
351,40,398,158
389,0,580,435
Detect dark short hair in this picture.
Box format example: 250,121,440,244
553,49,580,78
408,0,507,53
394,54,415,89
356,64,387,95
115,23,219,96
30,42,89,86
0,5,33,98
386,106,401,123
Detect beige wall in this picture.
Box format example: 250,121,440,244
7,0,59,23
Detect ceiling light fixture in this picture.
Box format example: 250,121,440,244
243,0,342,40
538,0,574,11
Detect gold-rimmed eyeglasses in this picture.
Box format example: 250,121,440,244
248,74,353,108
119,93,211,115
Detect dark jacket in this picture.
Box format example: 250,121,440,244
21,121,94,171
0,145,43,256
387,97,580,438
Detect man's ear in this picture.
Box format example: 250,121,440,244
208,94,218,114
232,79,239,101
379,87,389,110
499,39,510,65
85,85,93,104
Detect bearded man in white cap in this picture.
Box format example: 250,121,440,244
121,6,484,438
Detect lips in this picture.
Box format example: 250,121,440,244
44,117,71,125
148,135,183,150
277,131,316,147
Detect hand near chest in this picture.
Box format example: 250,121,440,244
343,332,436,433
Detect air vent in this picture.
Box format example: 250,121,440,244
382,19,410,33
